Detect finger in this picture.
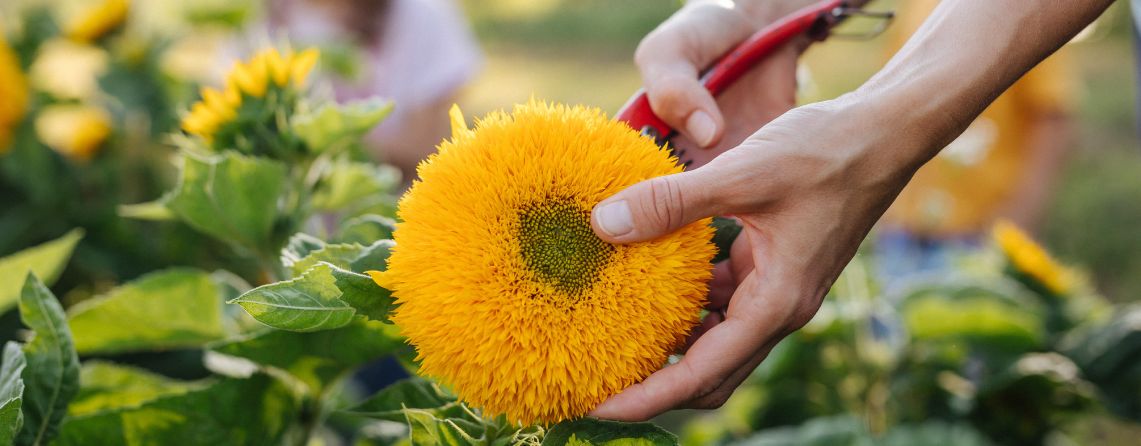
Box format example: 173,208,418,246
588,316,763,421
642,67,724,149
689,269,805,408
591,271,787,420
681,309,725,353
687,338,776,409
591,168,722,243
705,261,735,311
635,3,754,148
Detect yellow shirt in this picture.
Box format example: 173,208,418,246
881,0,1076,237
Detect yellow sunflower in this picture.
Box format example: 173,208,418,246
66,0,130,43
180,47,318,142
992,219,1074,295
373,101,715,425
0,36,28,153
35,104,112,163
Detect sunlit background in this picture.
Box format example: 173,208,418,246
2,0,1139,444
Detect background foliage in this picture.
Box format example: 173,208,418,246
0,0,1138,445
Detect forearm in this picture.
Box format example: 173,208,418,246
851,0,1109,172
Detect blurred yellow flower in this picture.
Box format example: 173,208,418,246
29,39,109,100
181,47,319,141
376,101,715,424
35,104,113,163
0,37,28,153
992,219,1075,295
66,0,130,43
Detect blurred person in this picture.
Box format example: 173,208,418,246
251,0,482,178
876,0,1078,280
580,0,1111,421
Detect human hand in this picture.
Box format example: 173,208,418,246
634,0,801,166
587,0,1115,422
588,96,921,420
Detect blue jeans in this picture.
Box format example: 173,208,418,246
874,230,981,294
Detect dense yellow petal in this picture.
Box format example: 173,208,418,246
448,104,471,140
385,100,715,425
184,46,317,142
0,37,28,150
35,104,112,162
366,270,394,290
201,87,237,121
66,0,130,43
993,219,1074,295
229,59,267,97
289,48,320,86
266,48,290,87
182,103,221,136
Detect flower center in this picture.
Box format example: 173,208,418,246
517,198,614,295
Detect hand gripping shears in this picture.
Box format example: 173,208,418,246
615,0,893,166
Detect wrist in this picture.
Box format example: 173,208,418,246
825,88,942,185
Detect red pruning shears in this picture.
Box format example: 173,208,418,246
615,0,892,166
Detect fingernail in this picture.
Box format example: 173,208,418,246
595,201,634,238
686,110,716,147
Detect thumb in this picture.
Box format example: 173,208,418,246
591,170,720,243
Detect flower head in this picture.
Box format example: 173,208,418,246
0,37,28,153
66,0,130,43
180,47,318,145
993,219,1074,295
374,101,715,424
35,104,112,163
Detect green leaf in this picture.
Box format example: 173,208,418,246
286,239,393,276
292,98,394,151
899,283,1044,353
230,263,356,332
332,214,396,245
350,240,394,273
288,243,368,277
16,273,80,446
341,378,453,422
0,343,26,445
727,416,992,446
0,229,83,313
281,233,326,268
311,161,402,212
67,269,227,355
967,353,1095,443
117,201,175,221
210,318,402,394
330,265,394,324
164,152,286,250
1062,305,1141,420
281,238,395,323
543,418,678,446
1064,305,1141,382
404,408,483,446
710,216,741,264
68,362,205,418
55,373,299,446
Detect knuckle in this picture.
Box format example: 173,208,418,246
677,367,719,405
633,37,660,68
641,177,686,233
649,75,691,109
